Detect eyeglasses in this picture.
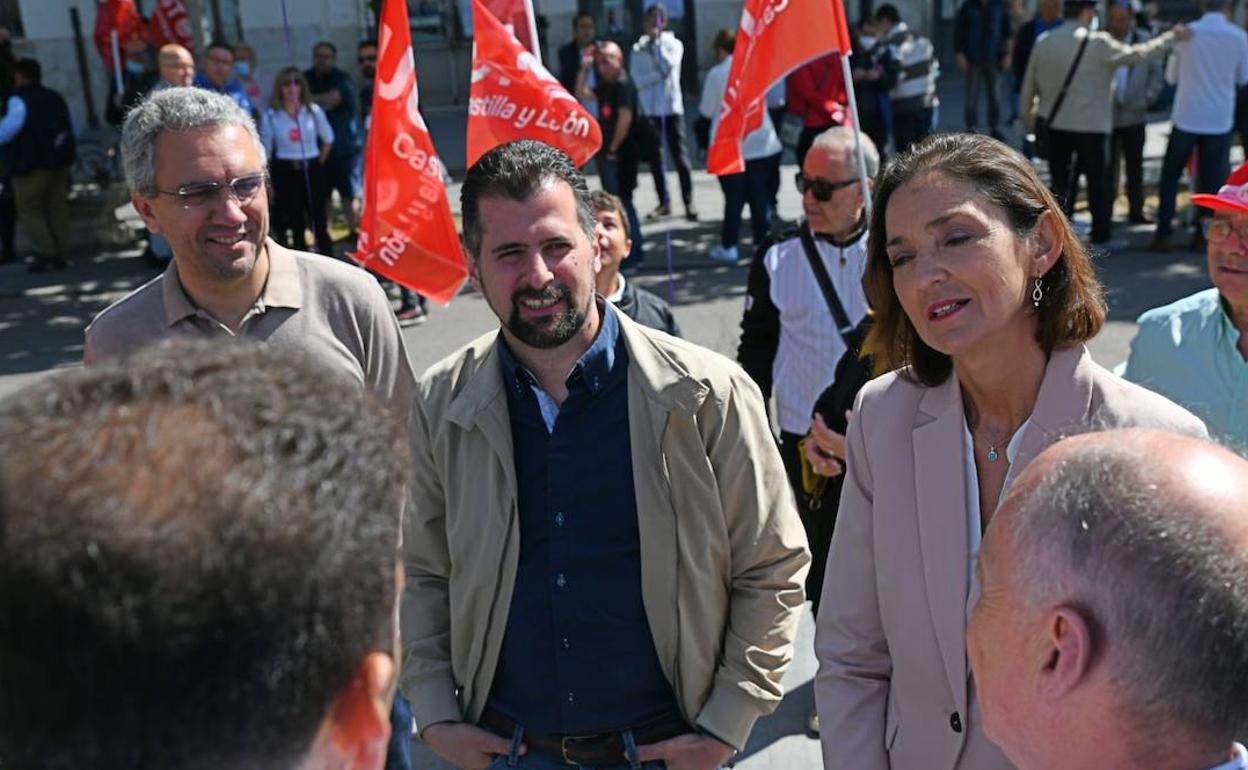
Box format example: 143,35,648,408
795,172,859,202
155,173,268,209
1202,217,1248,244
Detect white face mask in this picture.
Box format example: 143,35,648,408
859,35,877,49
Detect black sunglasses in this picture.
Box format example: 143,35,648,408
795,172,859,202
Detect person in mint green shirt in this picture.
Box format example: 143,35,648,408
1120,160,1248,451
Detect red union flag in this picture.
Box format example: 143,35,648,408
93,0,144,70
480,0,540,57
467,0,602,168
147,0,195,51
352,0,468,305
707,0,851,175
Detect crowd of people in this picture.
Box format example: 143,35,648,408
2,3,1248,770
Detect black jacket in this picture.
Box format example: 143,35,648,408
8,83,74,176
613,279,681,337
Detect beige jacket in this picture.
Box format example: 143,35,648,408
401,307,810,750
1021,20,1173,135
815,344,1207,770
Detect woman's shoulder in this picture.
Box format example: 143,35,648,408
856,367,931,416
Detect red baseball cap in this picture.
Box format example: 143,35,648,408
1191,160,1248,214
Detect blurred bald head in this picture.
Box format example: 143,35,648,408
594,41,624,81
158,44,194,87
969,430,1248,770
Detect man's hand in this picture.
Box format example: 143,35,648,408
636,733,736,770
803,412,849,478
1173,23,1191,41
422,721,522,770
956,52,969,73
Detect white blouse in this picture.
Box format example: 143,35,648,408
962,415,1031,615
259,105,334,161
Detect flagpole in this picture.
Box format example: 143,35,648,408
839,52,872,223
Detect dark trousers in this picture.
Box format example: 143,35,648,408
598,150,645,263
717,152,779,249
639,115,694,209
0,175,14,262
893,108,934,155
779,431,840,617
1156,127,1233,238
964,63,1000,131
270,157,333,257
1110,123,1147,220
1048,129,1111,242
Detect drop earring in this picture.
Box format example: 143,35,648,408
1032,276,1044,308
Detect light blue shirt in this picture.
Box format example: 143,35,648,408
1208,743,1247,770
0,94,27,144
1120,288,1248,452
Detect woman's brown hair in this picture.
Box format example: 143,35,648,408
864,133,1106,386
269,66,311,111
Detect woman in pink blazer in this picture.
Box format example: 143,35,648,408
814,133,1207,770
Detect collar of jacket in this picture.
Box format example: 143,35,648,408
444,303,709,430
808,217,867,248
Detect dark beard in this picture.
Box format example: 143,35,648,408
505,284,588,349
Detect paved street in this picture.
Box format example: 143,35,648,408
0,75,1221,769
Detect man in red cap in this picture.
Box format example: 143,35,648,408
1120,159,1248,449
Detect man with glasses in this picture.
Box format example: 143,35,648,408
82,86,418,770
1121,160,1248,449
738,129,876,722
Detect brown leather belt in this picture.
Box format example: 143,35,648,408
480,706,690,766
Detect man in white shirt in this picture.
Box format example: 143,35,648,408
737,126,875,620
1150,0,1248,253
969,428,1248,770
629,4,696,222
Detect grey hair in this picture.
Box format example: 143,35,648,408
809,125,880,179
122,86,267,197
459,139,596,259
1009,439,1248,748
0,338,408,770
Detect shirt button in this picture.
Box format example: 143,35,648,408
556,573,567,588
562,636,570,649
555,512,565,527
950,712,963,733
567,692,575,704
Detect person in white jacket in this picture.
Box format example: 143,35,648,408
698,28,782,263
630,4,697,221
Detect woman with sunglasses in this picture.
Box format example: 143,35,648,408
259,66,335,257
813,133,1206,770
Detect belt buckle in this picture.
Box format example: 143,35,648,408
559,734,594,765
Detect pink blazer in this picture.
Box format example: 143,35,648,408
814,344,1207,770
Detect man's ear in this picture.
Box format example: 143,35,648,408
131,192,164,235
304,652,396,770
1037,606,1095,701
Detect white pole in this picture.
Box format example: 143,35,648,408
111,30,124,96
839,51,872,223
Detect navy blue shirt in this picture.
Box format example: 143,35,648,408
954,0,1013,66
488,306,680,733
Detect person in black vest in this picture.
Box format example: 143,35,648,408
0,58,74,272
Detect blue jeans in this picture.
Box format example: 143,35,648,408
386,693,414,769
717,152,778,249
486,756,667,770
1156,127,1233,237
